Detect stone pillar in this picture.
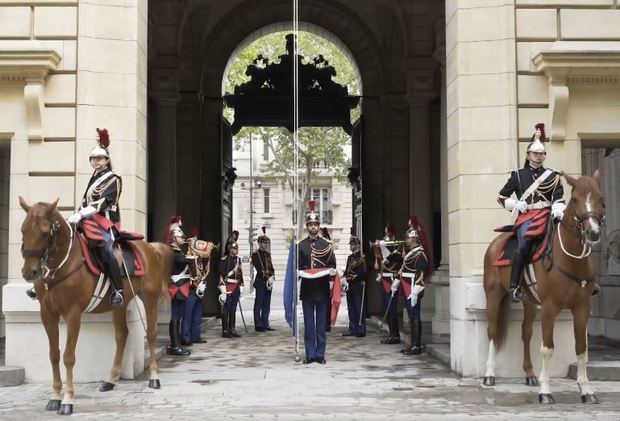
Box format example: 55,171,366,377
432,22,450,336
447,1,575,377
150,93,180,242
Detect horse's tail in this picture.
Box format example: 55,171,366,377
150,242,174,300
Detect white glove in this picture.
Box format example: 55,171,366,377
341,279,349,293
505,198,527,213
218,293,227,304
267,276,275,290
552,202,566,220
218,285,227,295
409,293,419,308
390,279,400,295
196,283,206,298
329,268,337,276
67,212,82,224
329,280,334,290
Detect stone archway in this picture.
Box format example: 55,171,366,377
148,0,440,318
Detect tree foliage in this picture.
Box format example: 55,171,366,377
223,31,360,199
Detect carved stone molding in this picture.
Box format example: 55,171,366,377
0,49,61,141
534,47,620,141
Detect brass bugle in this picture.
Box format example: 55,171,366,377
369,240,404,247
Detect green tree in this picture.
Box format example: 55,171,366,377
224,31,360,230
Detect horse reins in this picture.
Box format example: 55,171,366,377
22,216,83,287
544,203,603,288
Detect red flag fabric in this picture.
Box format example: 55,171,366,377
330,273,342,326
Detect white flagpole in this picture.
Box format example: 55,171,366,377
292,0,301,362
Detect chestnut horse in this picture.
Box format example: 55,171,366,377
482,171,604,404
19,197,174,415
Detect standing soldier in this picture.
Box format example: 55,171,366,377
252,227,275,332
342,228,367,338
219,237,244,338
167,226,193,356
374,223,403,344
399,220,429,355
298,201,337,364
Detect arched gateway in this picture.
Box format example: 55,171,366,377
1,0,619,385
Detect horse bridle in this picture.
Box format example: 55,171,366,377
21,216,77,284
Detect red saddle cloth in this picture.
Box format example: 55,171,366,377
77,233,146,277
493,209,552,267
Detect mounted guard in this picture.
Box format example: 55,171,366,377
67,128,124,306
497,123,566,302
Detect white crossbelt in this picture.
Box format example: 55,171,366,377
226,278,240,284
171,266,190,284
519,169,553,202
527,201,551,210
84,273,110,313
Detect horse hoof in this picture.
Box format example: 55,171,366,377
57,403,73,415
482,376,496,386
525,376,539,386
581,393,600,404
149,379,161,389
99,381,115,392
45,399,61,411
539,393,555,404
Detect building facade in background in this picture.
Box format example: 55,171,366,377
0,0,619,382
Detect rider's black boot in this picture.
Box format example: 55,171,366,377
221,313,231,338
509,252,525,302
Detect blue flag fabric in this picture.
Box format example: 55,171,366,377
283,238,296,336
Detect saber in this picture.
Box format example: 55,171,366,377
237,298,249,333
358,281,366,327
378,291,395,335
117,245,147,333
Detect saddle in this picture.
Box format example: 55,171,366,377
77,232,146,277
493,211,555,267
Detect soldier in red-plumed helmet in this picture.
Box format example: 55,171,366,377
67,128,125,306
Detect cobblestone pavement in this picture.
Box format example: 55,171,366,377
2,293,620,420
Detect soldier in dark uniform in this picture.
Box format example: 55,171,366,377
399,223,429,355
67,128,124,306
167,227,194,356
219,238,244,338
298,201,337,364
252,227,275,332
374,223,403,344
342,229,367,338
497,123,568,302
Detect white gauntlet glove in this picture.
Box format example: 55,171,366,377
267,276,275,290
67,212,82,224
390,278,400,295
329,268,337,276
505,198,527,213
196,283,206,298
408,284,425,307
341,279,349,293
218,293,227,304
551,202,566,220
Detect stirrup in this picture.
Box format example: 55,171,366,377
510,287,523,302
592,284,601,297
111,290,124,306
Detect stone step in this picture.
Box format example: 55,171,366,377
0,366,25,387
568,361,620,381
426,343,451,367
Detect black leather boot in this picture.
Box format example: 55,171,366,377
221,313,231,338
167,321,190,356
229,313,241,338
402,321,417,354
105,256,124,306
509,252,525,302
